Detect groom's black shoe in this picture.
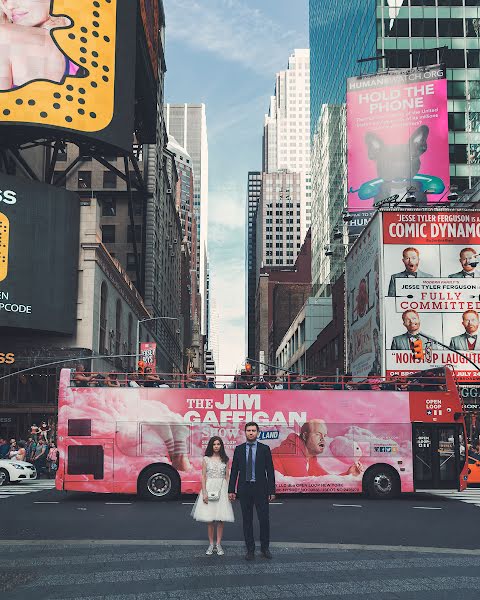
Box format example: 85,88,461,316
245,550,255,561
261,549,272,559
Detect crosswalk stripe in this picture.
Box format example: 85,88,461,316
421,489,480,507
0,480,56,500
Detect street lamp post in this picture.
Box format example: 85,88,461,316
136,316,180,367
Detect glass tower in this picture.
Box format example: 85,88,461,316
309,0,376,135
378,0,480,190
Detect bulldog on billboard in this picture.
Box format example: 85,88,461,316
347,65,449,211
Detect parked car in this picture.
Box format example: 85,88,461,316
0,459,37,486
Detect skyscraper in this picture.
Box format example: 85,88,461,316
164,103,209,333
256,170,304,275
378,0,480,191
245,171,261,360
262,49,312,240
309,0,480,300
309,1,376,128
311,104,347,298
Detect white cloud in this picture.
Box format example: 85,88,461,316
164,0,306,74
209,181,245,230
210,257,245,376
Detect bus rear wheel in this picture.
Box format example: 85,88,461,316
365,466,400,499
138,465,179,501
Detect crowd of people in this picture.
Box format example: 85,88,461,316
70,364,446,392
0,422,58,478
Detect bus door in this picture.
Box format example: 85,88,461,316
413,424,464,490
64,439,114,483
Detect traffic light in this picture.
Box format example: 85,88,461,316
137,360,145,374
245,362,252,373
412,339,424,361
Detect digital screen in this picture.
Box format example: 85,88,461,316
0,173,79,334
0,0,136,152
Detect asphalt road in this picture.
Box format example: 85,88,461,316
2,484,480,599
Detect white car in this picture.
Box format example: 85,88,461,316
0,459,37,486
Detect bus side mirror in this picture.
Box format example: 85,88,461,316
454,412,462,421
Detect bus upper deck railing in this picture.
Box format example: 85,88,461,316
68,368,449,392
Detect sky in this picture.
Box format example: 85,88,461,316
163,0,309,376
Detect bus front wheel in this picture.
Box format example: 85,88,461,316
138,465,180,501
364,465,400,500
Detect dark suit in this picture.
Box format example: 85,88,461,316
391,332,438,350
448,270,480,278
449,332,480,351
387,269,432,297
228,441,275,552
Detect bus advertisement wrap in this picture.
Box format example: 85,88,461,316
58,383,418,495
347,65,449,211
346,216,383,378
0,0,136,152
383,210,480,381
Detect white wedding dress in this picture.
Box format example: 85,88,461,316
191,457,234,523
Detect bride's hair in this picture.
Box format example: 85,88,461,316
205,436,229,464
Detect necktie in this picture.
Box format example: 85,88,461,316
466,273,474,278
406,272,417,278
469,336,477,343
247,443,253,481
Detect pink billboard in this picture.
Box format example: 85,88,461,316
57,382,414,495
347,64,449,211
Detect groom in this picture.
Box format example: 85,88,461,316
228,422,276,560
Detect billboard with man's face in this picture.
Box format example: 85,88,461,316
347,64,449,211
383,210,480,382
0,173,79,334
0,0,136,152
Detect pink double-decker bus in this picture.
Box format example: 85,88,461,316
56,367,467,500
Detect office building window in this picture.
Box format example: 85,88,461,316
102,225,116,243
127,225,142,243
103,171,117,189
78,171,91,189
102,198,116,216
126,253,136,270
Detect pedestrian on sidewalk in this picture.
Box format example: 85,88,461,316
228,422,276,561
191,436,234,556
47,442,59,478
32,438,47,477
25,437,36,462
15,441,26,462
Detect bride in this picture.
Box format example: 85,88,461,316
191,436,234,556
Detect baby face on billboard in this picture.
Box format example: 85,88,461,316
0,0,50,26
0,0,77,90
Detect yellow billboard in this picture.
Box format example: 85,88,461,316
0,0,135,151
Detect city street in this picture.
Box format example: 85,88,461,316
2,485,480,599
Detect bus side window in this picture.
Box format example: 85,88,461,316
68,419,92,437
67,446,104,480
